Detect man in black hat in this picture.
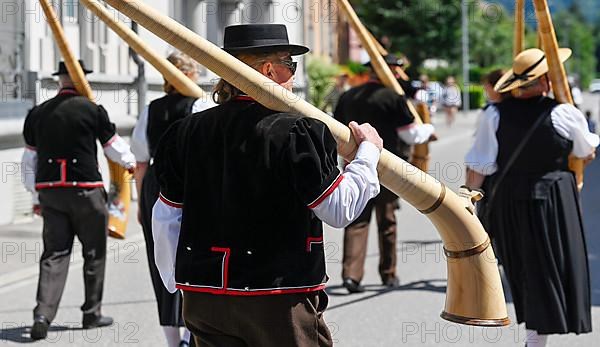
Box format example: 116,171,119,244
22,60,136,340
334,55,435,293
151,24,383,346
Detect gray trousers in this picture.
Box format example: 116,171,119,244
34,188,108,322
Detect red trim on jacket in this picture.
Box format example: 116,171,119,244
307,174,344,209
159,193,183,208
35,158,105,189
234,95,254,101
176,283,326,296
36,181,104,189
102,134,118,148
58,88,79,96
306,236,324,251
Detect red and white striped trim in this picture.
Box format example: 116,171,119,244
307,174,344,209
176,283,326,296
159,193,183,208
36,181,104,189
102,134,118,148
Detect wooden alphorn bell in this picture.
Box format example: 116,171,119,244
335,0,432,172
38,0,132,239
104,0,509,326
532,0,585,190
80,0,207,99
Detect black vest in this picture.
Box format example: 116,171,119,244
23,89,116,189
153,99,340,295
496,96,572,175
147,93,196,158
334,81,413,160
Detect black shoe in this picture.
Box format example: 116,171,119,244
30,315,49,340
82,314,113,329
342,278,365,293
383,277,400,288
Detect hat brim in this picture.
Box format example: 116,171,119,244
224,44,309,56
52,68,93,76
495,48,571,93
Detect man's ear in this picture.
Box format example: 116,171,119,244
261,62,274,78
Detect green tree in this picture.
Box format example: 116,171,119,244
552,7,597,87
353,0,462,70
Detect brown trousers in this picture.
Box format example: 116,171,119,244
182,290,333,347
342,188,398,283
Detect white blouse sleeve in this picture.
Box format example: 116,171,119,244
550,103,600,158
131,106,150,163
397,123,435,145
103,135,136,169
191,97,217,114
152,195,182,293
21,147,39,204
465,106,500,176
311,142,381,228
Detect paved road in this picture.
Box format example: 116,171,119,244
1,99,599,346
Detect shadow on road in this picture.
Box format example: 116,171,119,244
325,278,447,311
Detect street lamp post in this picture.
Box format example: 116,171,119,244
462,0,470,112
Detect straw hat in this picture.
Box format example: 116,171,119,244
494,48,571,93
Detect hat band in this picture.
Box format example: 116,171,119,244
225,38,290,49
499,55,546,90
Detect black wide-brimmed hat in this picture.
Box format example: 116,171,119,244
223,24,309,56
52,60,93,76
363,54,404,68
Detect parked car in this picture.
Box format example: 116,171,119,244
590,79,600,93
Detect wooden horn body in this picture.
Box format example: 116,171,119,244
532,0,584,190
80,0,206,99
514,0,525,57
39,0,93,99
104,0,509,326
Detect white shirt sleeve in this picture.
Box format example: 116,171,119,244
311,142,381,228
152,195,182,293
465,106,500,175
131,106,150,163
103,135,136,169
550,103,600,158
21,147,39,204
397,123,435,145
191,97,217,114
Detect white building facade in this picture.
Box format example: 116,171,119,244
0,0,339,225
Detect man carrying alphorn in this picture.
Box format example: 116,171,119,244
150,23,385,346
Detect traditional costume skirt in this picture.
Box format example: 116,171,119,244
140,166,185,327
487,170,591,334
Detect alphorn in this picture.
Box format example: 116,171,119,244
38,0,132,239
104,0,509,326
514,0,525,57
38,0,92,98
367,30,411,83
335,0,432,172
79,0,206,99
532,0,585,190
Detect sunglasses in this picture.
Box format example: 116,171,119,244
275,59,297,75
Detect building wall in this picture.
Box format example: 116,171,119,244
0,0,337,225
